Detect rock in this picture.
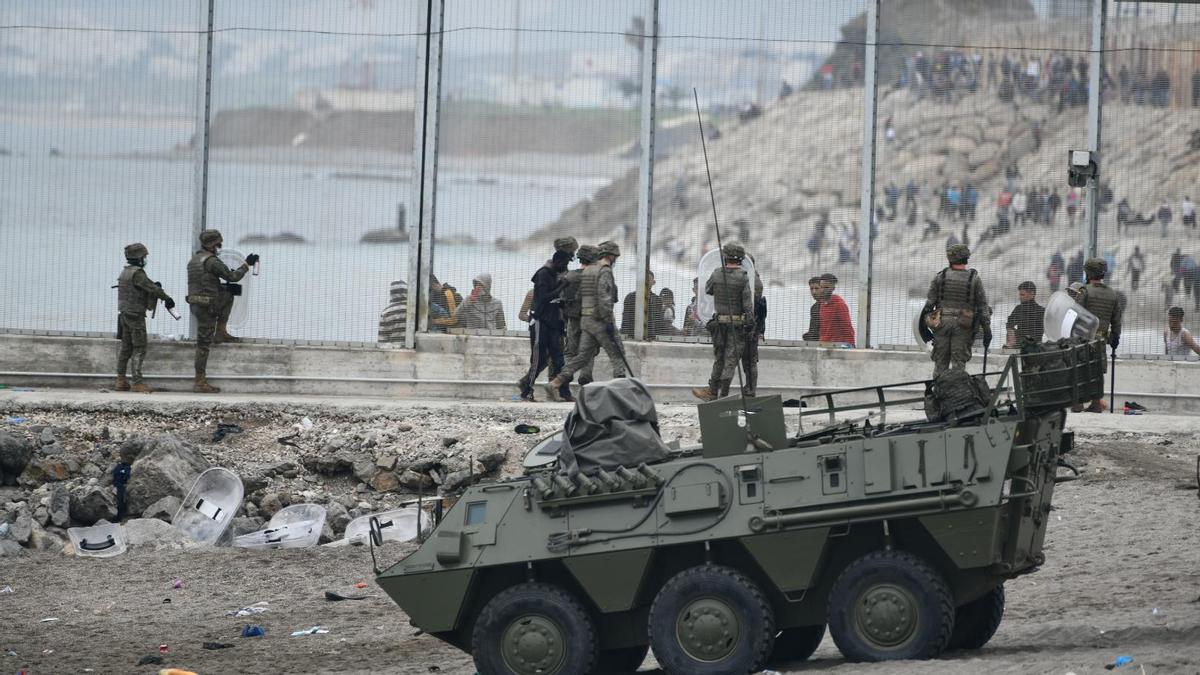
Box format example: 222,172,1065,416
968,142,999,168
353,459,376,484
302,474,321,484
117,436,150,463
19,456,74,484
124,518,193,550
257,492,286,518
0,432,33,484
242,472,268,494
477,451,507,473
302,450,364,477
441,470,475,493
441,437,459,449
369,471,400,493
336,494,358,511
319,520,336,545
39,427,56,446
325,502,351,537
375,455,398,471
70,485,118,526
141,495,182,523
32,505,49,527
229,516,265,536
264,461,298,479
48,486,70,528
396,469,434,492
28,522,65,552
397,423,413,432
0,539,22,557
125,435,211,515
7,506,33,544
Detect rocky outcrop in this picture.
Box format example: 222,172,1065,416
0,432,33,485
125,435,211,515
70,484,119,526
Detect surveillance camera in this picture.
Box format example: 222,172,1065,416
1070,150,1091,168
1067,149,1097,188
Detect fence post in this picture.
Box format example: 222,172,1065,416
406,0,446,348
1086,0,1106,260
633,0,660,342
190,0,215,340
856,0,880,349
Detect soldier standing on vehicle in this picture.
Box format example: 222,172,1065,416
1077,258,1122,412
186,230,258,393
115,243,175,393
692,242,754,401
921,244,991,376
546,241,625,400
560,244,598,387
519,237,576,402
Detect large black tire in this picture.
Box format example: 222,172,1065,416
769,624,825,665
595,644,649,673
947,584,1005,651
827,550,954,662
648,564,775,674
471,582,597,675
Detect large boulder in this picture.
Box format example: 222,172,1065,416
125,435,211,515
141,495,182,523
70,484,119,526
6,505,33,544
27,522,65,552
0,432,33,485
48,485,70,528
19,456,75,485
325,501,351,538
124,518,193,550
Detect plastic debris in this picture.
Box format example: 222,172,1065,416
514,424,540,434
354,582,368,589
324,590,367,602
228,601,269,617
1105,655,1136,670
202,642,233,650
290,626,330,637
212,423,244,443
172,579,184,589
241,625,265,638
159,670,198,675
159,644,169,654
1,585,13,593
42,649,54,656
137,655,163,666
40,617,59,623
5,417,26,425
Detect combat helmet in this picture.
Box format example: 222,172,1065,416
946,243,970,264
1083,257,1107,279
199,229,224,248
1066,281,1085,299
576,244,600,264
722,241,746,261
597,241,621,259
554,236,579,255
124,243,149,260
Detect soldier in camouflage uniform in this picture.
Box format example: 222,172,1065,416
693,242,754,401
922,244,991,377
546,241,625,400
560,244,598,387
1077,257,1123,412
115,243,175,393
186,230,258,393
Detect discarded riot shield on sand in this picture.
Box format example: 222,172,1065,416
173,467,244,546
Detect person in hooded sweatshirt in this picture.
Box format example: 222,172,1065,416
456,273,507,330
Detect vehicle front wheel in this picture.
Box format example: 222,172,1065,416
827,550,954,662
471,581,597,675
947,584,1005,650
648,564,774,674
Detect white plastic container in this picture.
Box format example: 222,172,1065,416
68,523,127,558
173,467,244,546
234,503,326,550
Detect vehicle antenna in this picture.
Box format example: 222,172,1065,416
693,89,767,450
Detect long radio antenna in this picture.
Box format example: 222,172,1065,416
693,89,765,450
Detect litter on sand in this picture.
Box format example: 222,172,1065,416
324,590,367,602
291,626,330,637
227,601,269,617
40,617,59,623
202,642,233,650
241,625,265,638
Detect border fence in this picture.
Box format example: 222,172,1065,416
1,0,1198,360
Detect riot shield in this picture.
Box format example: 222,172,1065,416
695,249,757,324
217,248,252,329
1043,290,1099,341
912,310,934,350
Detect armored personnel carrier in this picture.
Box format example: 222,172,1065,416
374,340,1101,674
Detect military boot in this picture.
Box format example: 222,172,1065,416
691,385,718,402
543,376,569,402
115,376,130,392
216,321,240,344
193,376,221,394
718,380,733,398
130,382,155,394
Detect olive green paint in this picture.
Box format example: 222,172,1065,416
920,507,1001,568
741,528,830,592
376,568,473,633
564,549,652,612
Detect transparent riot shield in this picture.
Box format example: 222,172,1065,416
1043,290,1099,341
217,249,252,330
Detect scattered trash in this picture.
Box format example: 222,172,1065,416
290,626,330,637
162,598,172,604
158,669,198,675
1,585,13,593
781,399,807,408
40,617,59,623
354,583,368,589
5,650,16,657
202,642,233,650
137,654,163,666
514,424,540,434
5,417,26,425
1124,401,1148,412
276,433,300,448
159,644,169,654
241,625,265,638
1105,655,1136,670
324,590,367,602
172,579,184,589
212,423,244,443
228,601,269,617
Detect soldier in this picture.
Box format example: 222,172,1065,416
741,253,766,397
518,237,577,402
921,244,991,376
692,242,754,401
115,243,175,393
545,240,625,400
186,230,259,393
1077,257,1122,412
561,244,599,387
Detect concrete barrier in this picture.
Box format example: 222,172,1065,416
0,333,1196,413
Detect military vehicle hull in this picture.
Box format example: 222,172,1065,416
377,342,1100,674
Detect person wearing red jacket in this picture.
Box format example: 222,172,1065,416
818,273,856,345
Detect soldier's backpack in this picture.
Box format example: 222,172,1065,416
925,368,991,423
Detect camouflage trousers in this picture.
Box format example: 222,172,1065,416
190,303,220,377
117,313,148,384
931,322,974,376
741,334,759,396
564,316,594,384
708,322,745,389
558,317,625,383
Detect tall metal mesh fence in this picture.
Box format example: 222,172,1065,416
1,0,1198,361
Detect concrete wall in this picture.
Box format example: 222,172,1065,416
0,333,1196,412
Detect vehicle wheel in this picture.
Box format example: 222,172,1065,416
768,624,825,665
595,644,649,673
827,550,954,662
471,582,597,675
947,584,1004,650
648,564,774,674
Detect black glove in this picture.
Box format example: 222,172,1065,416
1109,334,1119,350
165,298,176,310
982,326,993,349
245,253,260,266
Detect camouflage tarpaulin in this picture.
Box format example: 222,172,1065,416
558,378,670,477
